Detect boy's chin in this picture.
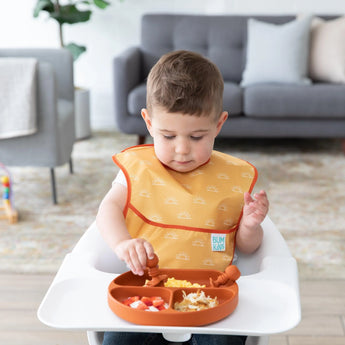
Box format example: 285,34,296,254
167,161,200,172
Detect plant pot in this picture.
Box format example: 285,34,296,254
75,88,91,140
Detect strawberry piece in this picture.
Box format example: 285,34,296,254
141,296,153,306
132,300,148,310
122,295,167,311
152,298,164,307
122,296,140,306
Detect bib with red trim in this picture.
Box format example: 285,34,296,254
113,145,257,270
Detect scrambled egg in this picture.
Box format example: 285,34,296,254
164,277,206,288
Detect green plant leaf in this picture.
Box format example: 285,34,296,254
33,0,113,64
50,5,91,25
65,43,87,61
33,0,54,17
93,0,110,9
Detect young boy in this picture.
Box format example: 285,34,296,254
97,50,269,345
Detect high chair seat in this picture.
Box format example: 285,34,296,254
37,216,300,345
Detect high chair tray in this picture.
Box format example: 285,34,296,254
37,218,301,337
108,268,238,326
38,255,300,336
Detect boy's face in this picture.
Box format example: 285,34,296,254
142,108,228,172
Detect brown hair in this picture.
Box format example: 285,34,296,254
146,50,224,121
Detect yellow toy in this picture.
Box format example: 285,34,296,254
0,163,18,224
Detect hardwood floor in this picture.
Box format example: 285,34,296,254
0,274,86,345
0,274,344,345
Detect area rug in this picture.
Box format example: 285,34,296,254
0,131,344,279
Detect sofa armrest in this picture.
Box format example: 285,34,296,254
36,62,59,146
113,47,143,131
37,62,75,166
0,48,74,102
0,60,74,167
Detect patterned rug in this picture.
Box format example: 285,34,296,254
1,131,344,279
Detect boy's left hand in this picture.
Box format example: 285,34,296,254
241,190,269,230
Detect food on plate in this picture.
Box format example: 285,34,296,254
174,290,218,312
164,277,206,288
122,296,169,311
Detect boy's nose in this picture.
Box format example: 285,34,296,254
175,138,190,155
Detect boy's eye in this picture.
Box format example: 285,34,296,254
191,136,203,141
163,135,175,140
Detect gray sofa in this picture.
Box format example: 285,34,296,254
113,14,345,148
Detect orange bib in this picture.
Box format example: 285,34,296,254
113,145,257,270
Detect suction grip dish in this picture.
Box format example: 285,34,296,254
107,266,239,326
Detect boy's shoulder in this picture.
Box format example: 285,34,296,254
113,144,155,161
211,150,255,168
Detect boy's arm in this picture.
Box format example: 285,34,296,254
236,190,268,254
96,182,154,275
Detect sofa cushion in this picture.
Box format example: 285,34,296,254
223,82,242,116
141,14,296,84
309,16,345,83
244,83,345,118
241,16,311,86
141,15,246,83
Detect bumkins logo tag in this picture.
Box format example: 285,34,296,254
211,234,226,251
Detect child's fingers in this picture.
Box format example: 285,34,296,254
125,257,136,275
243,190,269,221
252,190,268,205
143,241,155,261
128,239,155,276
256,192,269,210
135,240,154,265
127,246,143,276
135,246,148,276
253,190,267,200
244,192,254,205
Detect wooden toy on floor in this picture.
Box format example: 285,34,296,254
0,163,18,224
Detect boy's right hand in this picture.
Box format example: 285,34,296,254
114,238,155,276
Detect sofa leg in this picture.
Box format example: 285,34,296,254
50,168,58,205
137,135,146,145
69,157,74,174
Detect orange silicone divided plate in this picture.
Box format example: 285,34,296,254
107,267,239,326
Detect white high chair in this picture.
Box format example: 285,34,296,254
38,217,300,345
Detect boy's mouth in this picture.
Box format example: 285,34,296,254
175,160,192,165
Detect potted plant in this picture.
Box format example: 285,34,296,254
33,0,111,139
33,0,110,61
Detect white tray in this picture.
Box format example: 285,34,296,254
38,217,301,340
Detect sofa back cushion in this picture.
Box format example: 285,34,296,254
141,14,295,83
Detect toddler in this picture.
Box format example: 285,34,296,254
97,50,269,345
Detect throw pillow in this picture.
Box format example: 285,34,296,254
309,16,345,83
241,16,312,86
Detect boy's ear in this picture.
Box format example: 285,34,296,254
141,108,153,136
215,111,228,136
